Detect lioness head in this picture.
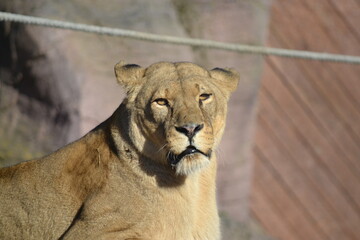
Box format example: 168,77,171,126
115,61,239,175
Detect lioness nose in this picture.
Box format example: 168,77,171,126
175,123,204,139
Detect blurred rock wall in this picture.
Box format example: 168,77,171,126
0,0,271,238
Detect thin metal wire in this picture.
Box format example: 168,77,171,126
1,11,360,64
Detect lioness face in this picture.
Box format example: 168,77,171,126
115,62,239,175
137,77,222,176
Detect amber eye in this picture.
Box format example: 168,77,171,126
154,98,169,106
199,93,212,102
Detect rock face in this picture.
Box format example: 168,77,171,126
0,3,82,163
0,0,271,238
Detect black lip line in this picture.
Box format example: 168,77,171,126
168,146,211,166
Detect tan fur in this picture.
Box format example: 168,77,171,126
0,61,239,240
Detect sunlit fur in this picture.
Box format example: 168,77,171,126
0,61,239,240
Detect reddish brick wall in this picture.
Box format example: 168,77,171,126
251,0,360,239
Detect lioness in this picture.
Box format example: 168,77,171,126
0,61,239,240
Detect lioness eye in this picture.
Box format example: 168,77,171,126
199,93,212,101
154,98,169,106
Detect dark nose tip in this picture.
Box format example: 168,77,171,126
175,123,204,138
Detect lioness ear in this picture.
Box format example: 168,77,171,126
114,61,145,93
209,67,240,93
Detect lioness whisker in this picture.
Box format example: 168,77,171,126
214,149,226,166
166,151,171,159
157,143,168,153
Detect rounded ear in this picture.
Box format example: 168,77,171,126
114,61,145,92
209,67,240,93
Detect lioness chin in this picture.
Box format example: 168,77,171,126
0,61,239,240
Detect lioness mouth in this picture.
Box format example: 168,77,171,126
168,146,210,166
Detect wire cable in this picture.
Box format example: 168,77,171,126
1,11,359,64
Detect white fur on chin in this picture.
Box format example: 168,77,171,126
174,153,210,175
